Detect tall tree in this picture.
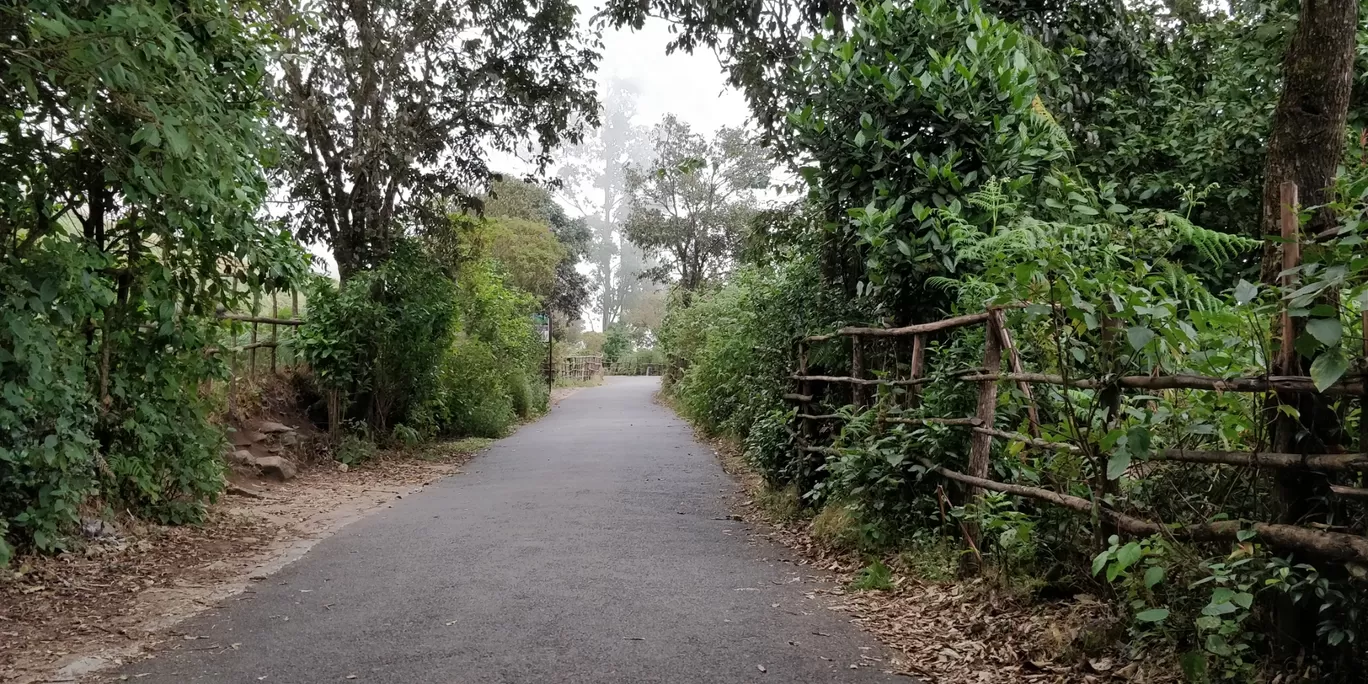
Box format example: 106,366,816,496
557,78,651,328
623,116,771,293
1253,0,1358,654
273,0,599,279
1260,0,1358,278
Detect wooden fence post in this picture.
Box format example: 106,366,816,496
961,316,1002,575
271,291,278,373
991,309,1040,438
908,334,926,409
851,335,866,409
249,290,259,376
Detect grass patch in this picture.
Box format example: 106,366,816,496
849,559,894,591
756,483,804,523
810,502,864,552
896,537,960,583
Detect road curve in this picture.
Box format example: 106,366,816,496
109,377,905,683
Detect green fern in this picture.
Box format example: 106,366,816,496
1159,212,1261,264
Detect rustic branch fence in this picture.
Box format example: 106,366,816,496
558,354,603,382
787,182,1368,570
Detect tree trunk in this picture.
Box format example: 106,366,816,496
1257,0,1358,657
1259,0,1357,277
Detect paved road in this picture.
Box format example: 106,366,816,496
111,377,905,683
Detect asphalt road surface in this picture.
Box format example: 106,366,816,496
110,377,906,683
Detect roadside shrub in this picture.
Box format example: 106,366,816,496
298,240,457,436
429,337,517,438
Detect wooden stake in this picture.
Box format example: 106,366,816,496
271,291,278,372
851,336,866,409
250,290,259,376
990,308,1041,438
1279,181,1300,375
962,316,1002,575
909,334,926,408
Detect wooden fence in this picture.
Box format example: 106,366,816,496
787,183,1368,569
558,354,603,382
218,288,305,377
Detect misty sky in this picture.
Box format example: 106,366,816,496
580,3,749,140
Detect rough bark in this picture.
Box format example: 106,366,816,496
1259,0,1357,278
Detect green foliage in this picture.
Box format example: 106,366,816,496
663,251,868,441
275,0,599,278
849,559,894,591
624,116,771,291
1,0,307,559
601,325,632,365
611,347,665,375
787,0,1071,315
298,240,458,435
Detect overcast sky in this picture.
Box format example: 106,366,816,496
580,3,749,138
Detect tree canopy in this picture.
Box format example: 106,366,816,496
624,116,772,292
274,0,600,279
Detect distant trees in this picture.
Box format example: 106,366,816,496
624,116,771,293
272,0,599,280
557,79,653,329
484,178,592,324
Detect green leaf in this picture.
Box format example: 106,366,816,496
1234,279,1258,305
1091,551,1109,576
1309,348,1350,392
1115,541,1142,571
1205,634,1233,657
1126,325,1156,351
1135,607,1169,623
1107,451,1131,480
1144,566,1166,589
1305,318,1342,346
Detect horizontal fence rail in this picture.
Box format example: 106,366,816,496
788,281,1368,566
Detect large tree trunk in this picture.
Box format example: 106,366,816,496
1257,0,1358,658
1259,0,1357,281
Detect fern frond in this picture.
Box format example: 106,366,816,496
1159,212,1261,265
924,276,962,293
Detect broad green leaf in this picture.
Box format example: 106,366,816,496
1115,542,1142,571
1106,451,1131,480
1126,325,1156,351
1305,318,1342,346
1144,566,1165,589
1091,551,1109,576
1135,607,1169,623
1309,348,1350,392
1233,279,1258,305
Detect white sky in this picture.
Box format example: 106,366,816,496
582,4,749,139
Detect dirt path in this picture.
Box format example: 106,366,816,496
97,377,908,683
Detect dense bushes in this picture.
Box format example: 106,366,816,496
299,231,549,446
656,1,1368,678
0,0,305,564
663,252,869,439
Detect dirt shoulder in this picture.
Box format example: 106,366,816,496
707,435,1177,684
0,439,487,684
